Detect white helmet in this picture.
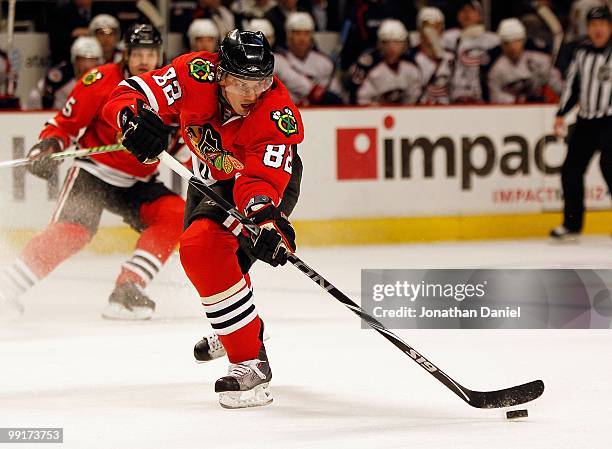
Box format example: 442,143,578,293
285,12,315,32
89,14,120,34
71,36,103,63
417,7,445,29
377,19,408,42
497,18,526,42
245,18,275,45
187,19,219,47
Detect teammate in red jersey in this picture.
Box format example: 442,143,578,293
0,25,185,321
102,30,304,408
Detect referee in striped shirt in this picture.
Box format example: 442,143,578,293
551,6,612,240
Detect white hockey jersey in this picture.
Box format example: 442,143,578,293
24,62,76,110
443,27,500,103
25,78,75,110
349,50,422,105
410,48,455,105
273,48,341,105
487,49,564,104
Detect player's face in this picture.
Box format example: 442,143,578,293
502,39,525,62
421,21,444,37
128,48,160,75
288,30,312,59
587,19,612,48
220,74,273,116
73,56,100,78
193,36,218,52
458,5,481,29
95,30,119,57
380,40,406,64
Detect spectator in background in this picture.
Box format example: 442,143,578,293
443,0,500,103
178,0,235,50
339,0,417,71
265,0,299,47
187,19,220,52
487,18,563,104
265,0,329,35
348,19,422,105
25,36,103,110
48,0,100,65
232,0,277,30
410,7,455,104
0,49,19,109
274,12,343,105
89,14,122,63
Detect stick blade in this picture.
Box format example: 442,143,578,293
467,380,544,409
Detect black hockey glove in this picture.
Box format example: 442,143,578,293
245,197,296,267
26,137,62,180
120,100,170,163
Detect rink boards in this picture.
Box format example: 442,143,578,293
0,105,609,249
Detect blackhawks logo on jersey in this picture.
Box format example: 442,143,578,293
185,123,244,174
188,57,216,83
82,69,103,86
270,107,298,137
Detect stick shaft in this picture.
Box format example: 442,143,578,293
0,143,124,168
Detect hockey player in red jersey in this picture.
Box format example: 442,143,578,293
0,24,185,321
102,30,304,408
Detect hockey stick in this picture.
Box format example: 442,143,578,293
536,3,563,66
158,151,545,409
324,18,351,91
136,0,164,29
0,143,125,168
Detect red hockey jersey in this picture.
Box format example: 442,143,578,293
40,63,162,185
102,51,304,212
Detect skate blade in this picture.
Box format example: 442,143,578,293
195,353,226,364
218,383,273,409
549,235,580,244
101,303,153,321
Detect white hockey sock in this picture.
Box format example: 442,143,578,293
0,259,39,300
121,249,163,286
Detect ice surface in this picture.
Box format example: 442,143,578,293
1,237,611,449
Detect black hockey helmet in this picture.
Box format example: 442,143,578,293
124,24,162,52
218,29,274,80
587,6,611,22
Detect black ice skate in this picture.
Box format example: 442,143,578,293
215,345,272,409
101,282,156,320
194,333,227,363
549,225,580,242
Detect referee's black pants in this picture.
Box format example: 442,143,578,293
561,116,612,232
